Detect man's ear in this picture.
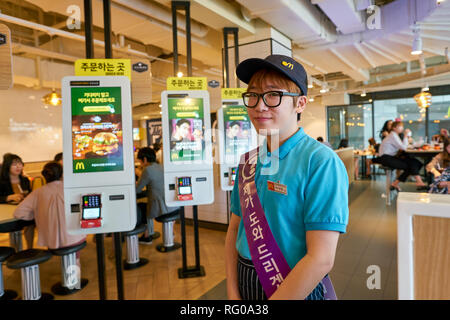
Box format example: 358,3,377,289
295,96,307,115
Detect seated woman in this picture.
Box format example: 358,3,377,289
0,153,31,204
378,121,426,191
426,138,450,179
13,162,86,255
136,147,180,244
429,167,450,194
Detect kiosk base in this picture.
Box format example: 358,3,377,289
51,278,89,296
178,265,205,279
123,258,149,271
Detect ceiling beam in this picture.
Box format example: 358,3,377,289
370,39,411,62
354,43,377,69
329,48,370,81
362,42,402,64
388,35,444,56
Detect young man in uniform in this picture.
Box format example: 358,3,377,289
225,55,349,300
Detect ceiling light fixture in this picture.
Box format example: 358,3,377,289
411,25,423,55
361,90,367,97
422,83,429,91
320,83,329,93
177,71,183,78
309,97,315,102
42,34,61,106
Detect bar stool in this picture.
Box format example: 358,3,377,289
155,209,181,253
6,249,53,300
0,246,17,300
123,224,149,270
48,241,88,295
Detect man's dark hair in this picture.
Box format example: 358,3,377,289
317,137,324,142
54,152,63,162
137,147,156,163
176,119,191,127
41,162,63,183
229,121,241,128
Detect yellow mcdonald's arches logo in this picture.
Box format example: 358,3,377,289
75,162,85,170
282,61,294,70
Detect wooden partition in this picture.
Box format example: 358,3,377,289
335,147,354,185
413,215,450,299
397,192,450,300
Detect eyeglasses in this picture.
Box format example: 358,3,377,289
11,161,24,167
242,91,301,108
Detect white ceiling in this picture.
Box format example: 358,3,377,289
1,0,450,111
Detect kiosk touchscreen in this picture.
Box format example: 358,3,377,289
161,90,214,207
62,76,136,235
217,101,257,191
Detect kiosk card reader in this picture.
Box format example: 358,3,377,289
217,99,257,191
161,90,214,207
80,194,102,228
62,76,136,235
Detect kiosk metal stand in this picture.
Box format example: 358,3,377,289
82,0,125,300
171,1,205,279
84,0,107,301
222,27,240,222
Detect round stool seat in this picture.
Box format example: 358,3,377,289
6,249,52,269
123,224,146,237
0,247,15,263
49,241,87,256
155,210,180,223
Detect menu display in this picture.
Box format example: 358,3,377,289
71,86,124,173
168,97,205,162
223,105,252,163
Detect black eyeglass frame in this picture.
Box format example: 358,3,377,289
242,90,302,108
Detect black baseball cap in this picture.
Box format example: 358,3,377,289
236,54,308,96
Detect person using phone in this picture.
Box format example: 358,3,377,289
0,153,31,204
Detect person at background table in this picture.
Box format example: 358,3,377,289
316,137,332,149
54,152,63,166
378,121,426,191
13,162,86,262
379,120,393,141
429,166,450,194
0,153,31,204
432,128,449,144
426,138,450,179
337,138,348,149
364,138,380,177
136,147,180,244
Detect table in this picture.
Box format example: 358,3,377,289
354,150,375,178
0,204,34,251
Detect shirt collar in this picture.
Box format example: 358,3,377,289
259,127,306,163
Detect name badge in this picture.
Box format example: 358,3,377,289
267,181,287,195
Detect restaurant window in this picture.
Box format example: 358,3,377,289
327,103,373,150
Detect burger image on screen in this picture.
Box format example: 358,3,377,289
92,132,119,156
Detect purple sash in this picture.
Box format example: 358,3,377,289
238,149,337,300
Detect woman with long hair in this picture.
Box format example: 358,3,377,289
0,153,31,204
426,137,450,178
379,120,393,141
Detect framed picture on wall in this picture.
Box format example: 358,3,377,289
146,118,162,147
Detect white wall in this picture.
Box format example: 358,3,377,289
300,98,327,141
0,85,63,162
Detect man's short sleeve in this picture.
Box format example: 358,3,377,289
303,153,349,233
229,166,242,217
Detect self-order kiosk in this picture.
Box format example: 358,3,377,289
217,93,257,191
161,90,214,207
62,76,136,235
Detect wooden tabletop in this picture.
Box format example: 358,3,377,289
0,203,33,233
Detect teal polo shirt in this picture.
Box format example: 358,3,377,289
230,127,349,269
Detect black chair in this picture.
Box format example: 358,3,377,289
6,249,53,300
48,241,88,295
123,224,149,270
0,247,17,300
155,209,181,253
137,202,160,241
